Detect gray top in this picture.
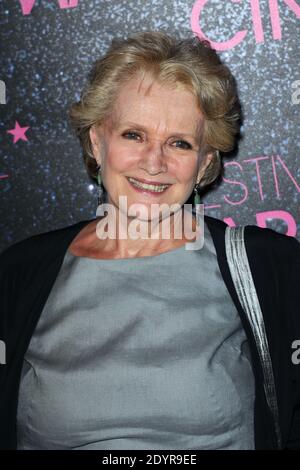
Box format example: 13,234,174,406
17,218,255,450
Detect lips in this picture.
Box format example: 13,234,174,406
127,177,171,186
127,177,171,195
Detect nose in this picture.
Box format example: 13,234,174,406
138,139,168,174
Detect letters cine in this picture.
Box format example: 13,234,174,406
18,0,300,51
191,0,300,50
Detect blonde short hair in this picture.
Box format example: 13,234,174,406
69,31,241,190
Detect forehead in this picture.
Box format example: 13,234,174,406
108,73,203,134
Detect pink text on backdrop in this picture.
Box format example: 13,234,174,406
191,0,300,50
19,0,78,15
221,155,300,204
206,155,300,236
224,211,297,237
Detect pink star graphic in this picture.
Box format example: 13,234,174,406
7,121,30,143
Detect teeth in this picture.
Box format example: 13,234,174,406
128,177,169,192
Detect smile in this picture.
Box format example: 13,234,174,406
127,177,171,194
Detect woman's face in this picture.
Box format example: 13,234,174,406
89,73,213,220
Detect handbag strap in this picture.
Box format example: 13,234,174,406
225,225,282,449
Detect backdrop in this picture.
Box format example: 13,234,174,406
1,0,299,253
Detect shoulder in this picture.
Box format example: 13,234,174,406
205,214,299,265
0,218,93,272
233,223,299,289
243,223,300,261
206,214,299,250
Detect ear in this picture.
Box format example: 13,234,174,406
89,124,102,166
196,151,214,184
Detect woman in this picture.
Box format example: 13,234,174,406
0,32,299,450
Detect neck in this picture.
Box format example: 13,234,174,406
94,204,199,258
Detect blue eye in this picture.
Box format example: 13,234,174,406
122,131,141,140
173,140,192,150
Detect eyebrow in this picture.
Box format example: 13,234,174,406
116,121,200,142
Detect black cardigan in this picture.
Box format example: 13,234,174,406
0,215,299,450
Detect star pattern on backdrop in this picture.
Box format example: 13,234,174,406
7,121,30,143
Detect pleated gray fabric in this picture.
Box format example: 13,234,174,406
17,218,255,450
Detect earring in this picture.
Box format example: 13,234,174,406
193,182,201,206
193,181,203,230
97,165,104,207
